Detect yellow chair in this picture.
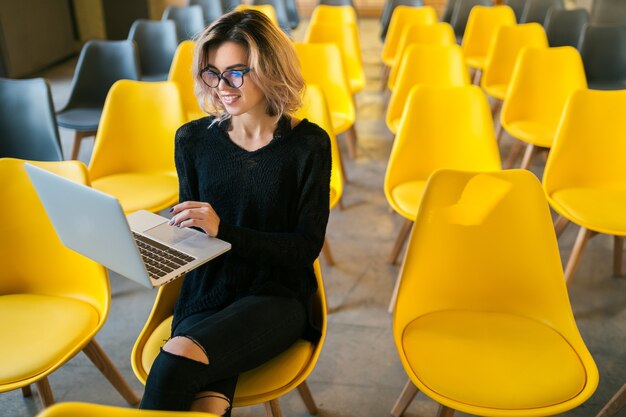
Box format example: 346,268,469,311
386,44,470,134
388,22,456,90
235,4,279,26
0,158,139,410
294,42,358,159
88,80,185,214
384,85,501,272
500,46,587,169
543,89,626,284
309,4,357,24
37,402,218,417
461,5,517,77
168,40,207,122
296,85,345,265
304,21,365,94
390,168,598,417
131,260,327,417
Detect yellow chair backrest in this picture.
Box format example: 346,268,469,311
386,44,470,134
235,4,279,26
500,46,587,147
481,23,548,100
168,40,207,122
388,22,456,90
309,4,357,24
37,402,218,417
382,6,438,66
461,5,517,68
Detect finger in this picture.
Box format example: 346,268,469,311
169,209,208,226
170,201,209,215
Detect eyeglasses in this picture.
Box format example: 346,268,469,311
200,67,251,89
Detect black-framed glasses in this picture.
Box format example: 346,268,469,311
200,67,251,89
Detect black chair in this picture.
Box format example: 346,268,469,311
504,0,526,22
520,0,563,26
545,8,590,48
252,0,291,34
0,78,63,161
163,5,206,42
441,0,459,23
56,40,140,160
284,0,300,29
591,0,626,25
450,0,492,44
221,0,242,12
380,0,424,41
190,0,224,25
128,20,178,82
579,24,626,90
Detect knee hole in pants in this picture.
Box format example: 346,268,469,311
162,335,209,365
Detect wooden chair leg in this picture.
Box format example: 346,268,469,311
82,339,140,405
390,379,419,417
344,125,358,160
387,219,413,265
471,68,482,85
596,382,626,417
503,140,524,169
21,384,32,397
297,381,318,415
321,237,335,266
554,216,570,239
436,404,456,417
564,227,593,285
520,144,537,170
614,236,624,277
36,377,55,408
380,65,390,91
264,399,283,417
70,130,96,160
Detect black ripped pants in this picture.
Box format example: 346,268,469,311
139,295,307,413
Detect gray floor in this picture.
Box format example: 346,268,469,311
2,18,625,417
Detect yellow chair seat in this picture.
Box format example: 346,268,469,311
402,310,586,411
91,172,178,214
465,55,486,70
141,317,315,405
483,83,507,101
330,187,340,209
0,294,99,385
349,77,366,95
550,187,626,235
330,112,354,136
503,120,555,148
390,180,427,220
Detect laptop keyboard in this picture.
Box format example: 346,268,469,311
132,232,196,279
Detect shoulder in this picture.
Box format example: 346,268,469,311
175,116,220,149
290,119,331,153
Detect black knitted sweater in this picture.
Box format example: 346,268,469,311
171,115,331,341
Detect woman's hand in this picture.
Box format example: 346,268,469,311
169,201,220,237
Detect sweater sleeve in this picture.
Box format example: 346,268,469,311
216,129,332,269
174,124,200,204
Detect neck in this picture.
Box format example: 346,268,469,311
228,112,281,151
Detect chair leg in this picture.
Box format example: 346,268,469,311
82,339,140,405
36,377,55,408
564,227,593,285
264,399,283,417
344,125,358,160
297,381,318,415
436,404,456,417
388,265,403,314
519,144,537,170
471,68,482,85
390,379,419,417
503,140,524,169
380,65,390,91
21,385,32,397
387,219,413,265
321,237,335,266
614,236,624,277
554,216,570,239
596,382,626,417
70,130,96,160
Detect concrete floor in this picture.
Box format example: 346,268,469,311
2,18,625,417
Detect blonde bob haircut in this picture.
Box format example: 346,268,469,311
193,9,305,123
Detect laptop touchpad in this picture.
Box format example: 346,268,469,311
144,222,197,245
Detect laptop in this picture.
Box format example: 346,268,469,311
25,163,231,288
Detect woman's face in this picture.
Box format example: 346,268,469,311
206,41,266,118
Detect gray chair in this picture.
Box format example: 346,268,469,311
56,40,140,160
252,0,291,34
190,0,224,25
441,0,459,23
221,0,242,12
380,0,424,41
0,78,63,161
318,0,355,6
591,0,626,25
504,0,526,22
163,5,206,42
285,0,300,29
128,19,178,82
545,8,590,48
520,0,564,26
450,0,492,44
580,24,626,90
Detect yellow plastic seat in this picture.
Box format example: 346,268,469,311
235,4,279,26
0,158,139,411
304,21,365,94
131,261,327,416
381,6,438,67
88,80,185,214
37,402,218,417
168,40,207,122
294,42,358,158
384,85,501,270
461,5,516,72
309,4,357,24
391,168,598,417
386,44,470,134
543,89,626,284
388,22,456,90
481,23,548,101
500,46,587,169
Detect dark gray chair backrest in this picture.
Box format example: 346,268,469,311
252,0,292,34
284,0,300,29
504,0,526,22
545,8,590,48
60,40,140,111
580,23,626,90
380,0,425,41
318,0,355,6
128,19,178,81
442,0,459,23
222,0,242,12
591,0,626,24
520,0,564,26
0,78,63,161
163,5,206,42
451,0,492,42
190,0,224,25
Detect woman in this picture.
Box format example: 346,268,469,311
139,9,331,416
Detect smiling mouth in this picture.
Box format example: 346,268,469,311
221,95,240,105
